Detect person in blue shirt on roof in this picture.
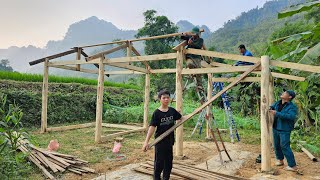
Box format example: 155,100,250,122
234,44,255,66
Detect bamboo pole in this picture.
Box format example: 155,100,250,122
301,147,318,162
175,46,184,156
76,47,81,71
206,73,213,139
41,58,49,133
79,29,204,48
95,58,105,143
261,56,271,172
269,76,275,147
143,72,150,129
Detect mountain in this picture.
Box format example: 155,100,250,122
207,0,306,55
0,16,138,75
0,16,209,80
176,20,211,39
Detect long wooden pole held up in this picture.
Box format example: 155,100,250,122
148,62,262,148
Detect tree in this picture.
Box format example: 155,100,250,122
136,10,178,94
0,59,13,72
267,1,320,128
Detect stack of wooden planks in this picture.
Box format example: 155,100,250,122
17,138,95,179
133,161,246,180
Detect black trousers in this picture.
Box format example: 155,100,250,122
154,145,173,180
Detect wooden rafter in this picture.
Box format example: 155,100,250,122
187,48,320,73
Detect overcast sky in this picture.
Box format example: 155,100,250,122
0,0,268,49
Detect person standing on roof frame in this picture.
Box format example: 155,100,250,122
181,27,210,103
235,44,255,66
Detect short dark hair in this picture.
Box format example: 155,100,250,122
238,44,246,49
158,89,170,99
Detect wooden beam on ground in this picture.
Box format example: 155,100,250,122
101,128,146,141
260,56,271,172
95,58,104,143
48,64,98,74
105,70,144,75
29,49,76,66
40,58,49,133
143,73,150,129
101,123,141,130
46,122,95,132
188,48,320,73
148,61,262,148
86,44,127,61
175,47,184,156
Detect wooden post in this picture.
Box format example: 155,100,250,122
269,76,275,147
127,41,132,66
41,58,49,133
143,72,150,129
261,56,271,172
95,58,105,143
206,73,213,139
175,47,184,156
76,48,81,71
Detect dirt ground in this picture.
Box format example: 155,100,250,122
62,140,319,180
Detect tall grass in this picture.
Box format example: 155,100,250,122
0,71,140,90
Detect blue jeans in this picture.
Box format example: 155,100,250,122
273,129,296,167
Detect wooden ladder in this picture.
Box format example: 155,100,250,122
193,76,232,165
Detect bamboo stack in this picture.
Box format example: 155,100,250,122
133,161,246,180
17,138,95,179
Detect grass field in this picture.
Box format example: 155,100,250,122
0,71,140,90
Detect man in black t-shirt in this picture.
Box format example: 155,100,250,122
142,90,182,180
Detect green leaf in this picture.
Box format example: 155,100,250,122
278,1,320,19
312,23,320,41
272,31,313,44
269,44,284,59
298,81,309,93
278,46,309,61
299,42,320,64
283,31,313,43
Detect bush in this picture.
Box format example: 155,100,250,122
0,80,143,127
0,94,33,179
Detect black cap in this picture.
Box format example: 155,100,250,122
283,89,296,100
238,44,246,49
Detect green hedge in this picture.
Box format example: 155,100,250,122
0,80,143,127
0,71,140,90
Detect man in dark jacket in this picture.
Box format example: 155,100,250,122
269,90,298,171
181,27,205,93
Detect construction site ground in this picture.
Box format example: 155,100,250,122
29,126,320,180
